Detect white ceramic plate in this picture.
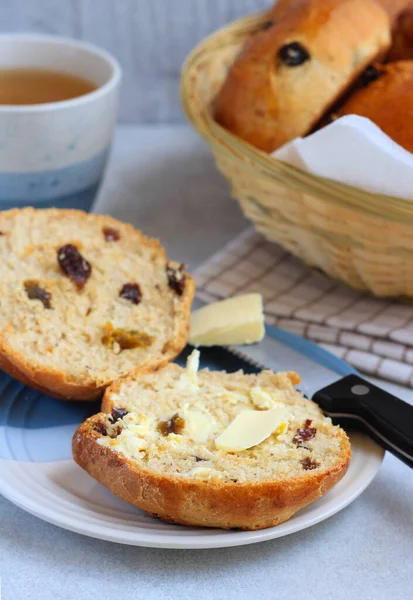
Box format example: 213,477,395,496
0,330,384,549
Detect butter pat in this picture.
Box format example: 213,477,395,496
181,409,217,444
177,349,200,389
250,387,280,410
189,294,265,346
186,349,200,381
190,467,224,481
215,407,287,452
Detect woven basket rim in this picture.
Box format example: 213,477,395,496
181,10,413,224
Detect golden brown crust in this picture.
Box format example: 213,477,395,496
376,0,412,29
337,61,413,153
214,0,391,152
268,0,298,19
269,0,410,28
268,0,409,28
0,349,102,400
0,208,195,401
387,5,413,61
73,413,351,530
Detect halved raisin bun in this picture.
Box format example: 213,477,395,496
73,351,351,530
214,0,391,152
0,208,194,400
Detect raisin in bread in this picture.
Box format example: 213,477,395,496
214,0,391,152
0,208,194,400
73,351,351,530
337,61,413,152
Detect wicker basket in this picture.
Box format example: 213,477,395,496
181,11,413,298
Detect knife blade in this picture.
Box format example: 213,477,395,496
191,295,344,398
230,337,341,400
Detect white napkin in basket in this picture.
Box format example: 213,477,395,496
272,115,413,200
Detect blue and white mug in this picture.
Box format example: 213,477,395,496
0,34,121,211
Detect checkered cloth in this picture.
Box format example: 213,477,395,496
195,229,413,387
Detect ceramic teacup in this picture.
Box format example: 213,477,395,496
0,34,121,211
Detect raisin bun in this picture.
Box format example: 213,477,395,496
268,0,298,20
376,0,412,29
0,208,194,400
214,0,391,152
268,0,410,29
73,351,351,530
337,61,413,153
387,5,413,61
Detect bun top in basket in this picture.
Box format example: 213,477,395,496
387,5,413,61
338,61,413,153
214,0,391,152
0,208,194,400
375,0,412,28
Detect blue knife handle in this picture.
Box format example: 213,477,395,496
313,375,413,469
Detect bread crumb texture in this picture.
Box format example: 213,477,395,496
0,208,194,394
98,351,349,484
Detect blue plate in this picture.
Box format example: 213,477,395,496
0,325,355,462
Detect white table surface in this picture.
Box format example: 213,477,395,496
1,125,412,600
